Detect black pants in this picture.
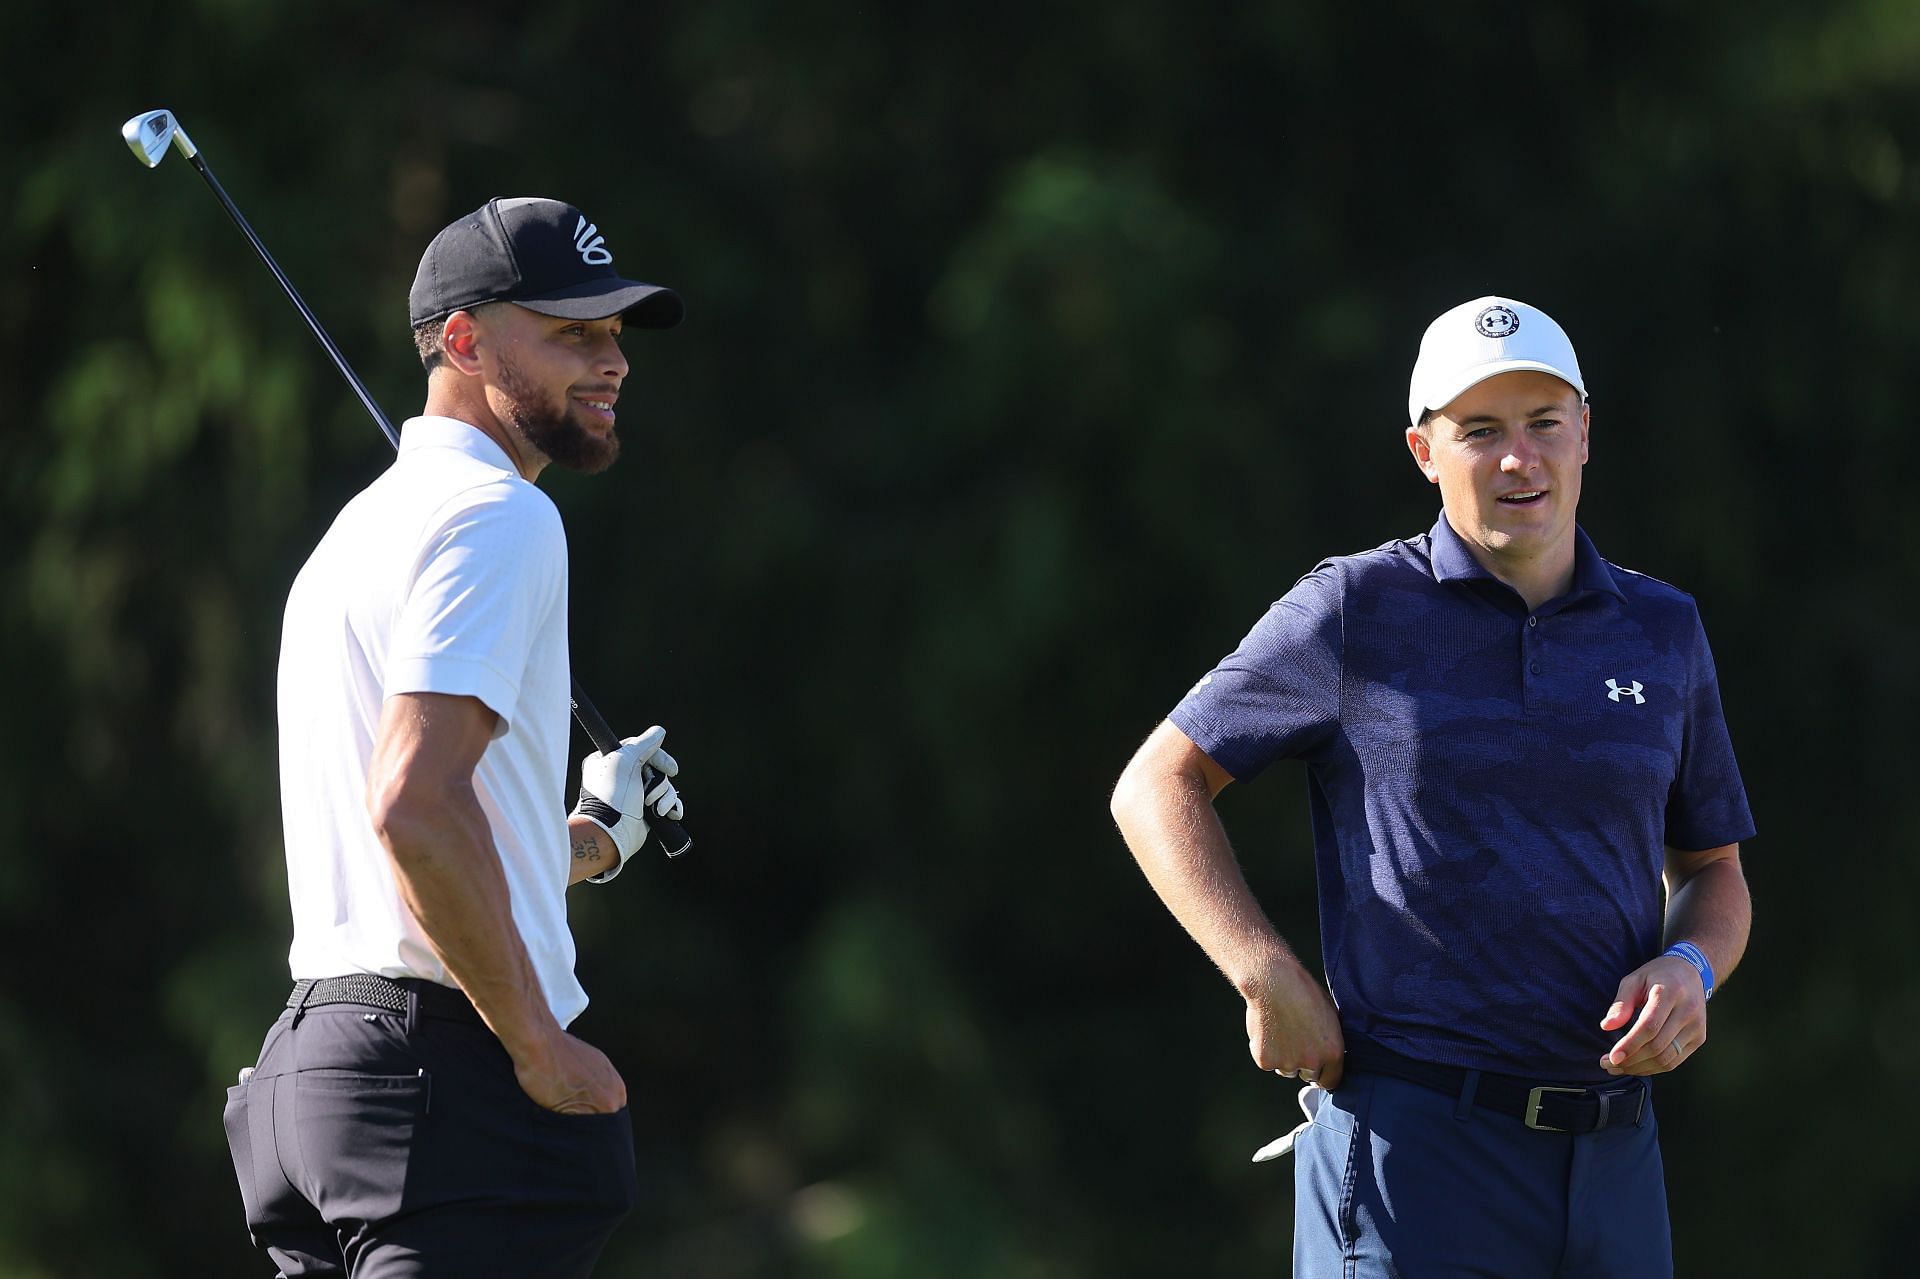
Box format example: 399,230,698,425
222,988,637,1277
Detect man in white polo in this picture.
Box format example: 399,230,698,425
222,197,689,1277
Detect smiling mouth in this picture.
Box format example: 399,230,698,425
1498,490,1547,505
574,396,617,425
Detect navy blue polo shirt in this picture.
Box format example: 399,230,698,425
1171,513,1755,1080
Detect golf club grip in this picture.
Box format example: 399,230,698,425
570,683,692,859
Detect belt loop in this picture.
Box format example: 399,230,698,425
1634,1083,1649,1129
1453,1068,1480,1122
290,978,317,1029
405,985,421,1035
1595,1090,1611,1132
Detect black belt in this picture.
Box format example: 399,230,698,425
288,974,483,1026
1344,1037,1647,1134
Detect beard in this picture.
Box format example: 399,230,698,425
495,351,620,474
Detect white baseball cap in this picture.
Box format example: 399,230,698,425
1407,296,1586,426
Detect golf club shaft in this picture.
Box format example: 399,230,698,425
176,140,689,859
184,154,400,448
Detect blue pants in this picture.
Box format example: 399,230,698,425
1292,1071,1672,1278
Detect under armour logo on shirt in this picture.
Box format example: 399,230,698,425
1605,679,1646,704
573,217,612,265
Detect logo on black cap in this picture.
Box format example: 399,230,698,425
572,217,612,266
1475,305,1520,339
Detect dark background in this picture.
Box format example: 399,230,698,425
4,2,1912,1274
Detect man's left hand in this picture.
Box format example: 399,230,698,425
573,725,683,864
1598,955,1708,1076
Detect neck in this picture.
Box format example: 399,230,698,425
1450,517,1577,612
422,376,543,481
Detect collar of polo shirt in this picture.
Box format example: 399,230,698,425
1427,512,1626,606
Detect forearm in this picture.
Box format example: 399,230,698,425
1664,855,1751,989
567,817,619,885
376,782,562,1059
1111,759,1297,996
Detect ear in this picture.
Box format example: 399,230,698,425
1578,402,1591,465
440,310,486,376
1406,423,1440,484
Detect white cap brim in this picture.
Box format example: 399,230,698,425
1416,358,1586,424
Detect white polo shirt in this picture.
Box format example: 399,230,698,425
277,415,587,1026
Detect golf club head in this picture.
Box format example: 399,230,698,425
121,109,196,168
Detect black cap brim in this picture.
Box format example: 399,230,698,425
513,279,685,328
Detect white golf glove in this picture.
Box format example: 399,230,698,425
1251,1083,1326,1163
571,725,684,881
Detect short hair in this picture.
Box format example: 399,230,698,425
414,302,505,371
413,319,446,371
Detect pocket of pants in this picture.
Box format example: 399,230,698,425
531,1103,626,1127
292,1070,431,1224
532,1105,639,1216
1309,1085,1359,1137
222,1083,259,1227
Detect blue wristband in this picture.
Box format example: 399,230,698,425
1662,941,1715,1001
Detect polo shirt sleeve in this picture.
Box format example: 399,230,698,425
385,483,565,738
1664,605,1757,851
1169,562,1343,782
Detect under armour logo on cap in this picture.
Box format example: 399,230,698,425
1475,304,1520,338
1605,679,1646,704
409,197,683,328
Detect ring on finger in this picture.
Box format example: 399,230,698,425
1299,1067,1320,1083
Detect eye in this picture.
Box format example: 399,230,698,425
561,323,587,337
1465,426,1496,440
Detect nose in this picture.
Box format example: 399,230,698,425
597,332,629,381
1500,440,1537,475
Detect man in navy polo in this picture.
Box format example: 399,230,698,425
1110,296,1753,1277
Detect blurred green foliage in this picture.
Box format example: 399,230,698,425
3,1,1916,1274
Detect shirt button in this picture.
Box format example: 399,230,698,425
1529,661,1540,674
1527,616,1538,628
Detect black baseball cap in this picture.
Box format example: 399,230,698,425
408,197,684,328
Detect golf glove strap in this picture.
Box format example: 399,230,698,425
573,726,684,882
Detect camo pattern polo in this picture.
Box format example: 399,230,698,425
1171,513,1755,1079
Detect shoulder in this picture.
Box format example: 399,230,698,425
1248,534,1433,635
475,474,562,528
426,471,562,538
395,471,566,585
1604,559,1706,627
1298,533,1434,597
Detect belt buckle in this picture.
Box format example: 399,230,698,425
1524,1085,1588,1132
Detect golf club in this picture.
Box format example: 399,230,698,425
121,107,691,859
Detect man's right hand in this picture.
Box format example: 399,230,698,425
1243,955,1346,1089
513,1030,628,1115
